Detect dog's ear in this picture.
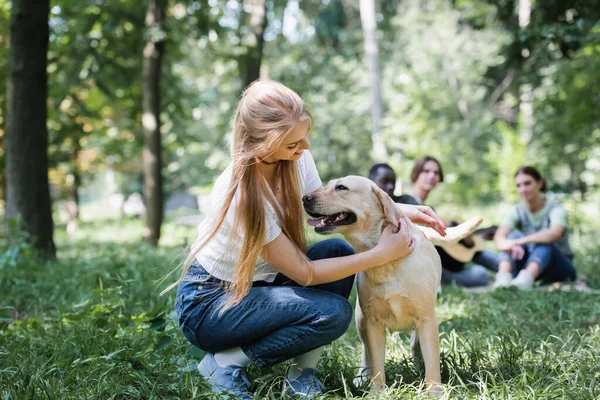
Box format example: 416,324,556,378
372,186,402,227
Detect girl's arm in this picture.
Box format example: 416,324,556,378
494,226,513,251
495,225,564,251
263,219,415,286
513,225,564,245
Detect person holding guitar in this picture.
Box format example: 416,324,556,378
370,158,499,287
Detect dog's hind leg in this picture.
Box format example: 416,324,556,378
415,315,442,394
410,327,422,364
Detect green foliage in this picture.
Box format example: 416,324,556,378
381,0,510,204
485,121,527,202
0,239,32,271
5,0,599,205
1,213,599,398
531,26,600,195
43,0,225,198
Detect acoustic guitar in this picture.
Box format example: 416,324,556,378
441,226,497,263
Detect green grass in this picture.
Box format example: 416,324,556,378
1,212,600,399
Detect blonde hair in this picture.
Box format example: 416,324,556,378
163,80,314,309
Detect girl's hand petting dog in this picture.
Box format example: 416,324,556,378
375,218,416,261
398,204,447,236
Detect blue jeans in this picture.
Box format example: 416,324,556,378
175,238,355,368
441,250,499,287
498,231,576,283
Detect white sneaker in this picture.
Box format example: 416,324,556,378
493,270,513,289
510,270,535,290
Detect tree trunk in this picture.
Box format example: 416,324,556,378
241,0,267,89
566,158,587,201
5,0,55,257
66,143,80,235
142,0,166,246
0,172,5,211
359,0,388,161
518,0,533,153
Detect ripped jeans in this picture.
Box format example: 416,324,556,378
175,238,355,368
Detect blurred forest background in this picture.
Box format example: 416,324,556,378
1,0,599,255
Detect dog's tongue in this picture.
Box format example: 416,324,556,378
307,218,321,227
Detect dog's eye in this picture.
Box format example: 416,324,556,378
335,184,349,191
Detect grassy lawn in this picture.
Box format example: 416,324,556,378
1,210,600,399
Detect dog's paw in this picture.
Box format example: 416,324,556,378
352,368,371,390
427,383,443,399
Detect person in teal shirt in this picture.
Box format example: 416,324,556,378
493,166,576,289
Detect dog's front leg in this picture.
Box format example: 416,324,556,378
415,315,442,394
364,318,386,391
354,299,371,387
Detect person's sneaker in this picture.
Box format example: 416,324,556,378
493,270,513,289
197,353,253,400
510,269,535,290
283,368,325,398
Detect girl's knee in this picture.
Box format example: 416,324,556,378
530,243,552,253
336,274,356,299
317,296,353,340
328,238,355,257
307,238,355,261
498,253,515,265
471,266,490,285
331,300,353,339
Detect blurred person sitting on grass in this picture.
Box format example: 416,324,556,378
493,166,576,290
163,80,446,400
370,157,499,288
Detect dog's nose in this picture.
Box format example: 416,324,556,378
302,194,315,204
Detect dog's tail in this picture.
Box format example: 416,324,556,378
417,216,483,246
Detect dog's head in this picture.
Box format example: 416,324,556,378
303,175,402,236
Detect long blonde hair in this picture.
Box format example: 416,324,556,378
163,81,313,309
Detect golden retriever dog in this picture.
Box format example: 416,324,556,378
302,176,483,395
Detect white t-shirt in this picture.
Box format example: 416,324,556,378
194,150,322,282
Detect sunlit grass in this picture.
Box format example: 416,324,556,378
1,208,600,399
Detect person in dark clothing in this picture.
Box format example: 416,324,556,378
369,157,499,287
368,163,399,201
